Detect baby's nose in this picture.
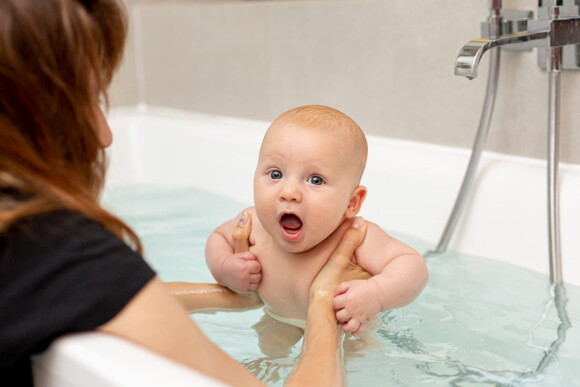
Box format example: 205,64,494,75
279,180,302,202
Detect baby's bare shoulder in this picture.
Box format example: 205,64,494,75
353,219,419,271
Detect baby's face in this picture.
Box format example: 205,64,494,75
253,123,360,253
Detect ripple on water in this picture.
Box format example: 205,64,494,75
104,185,580,386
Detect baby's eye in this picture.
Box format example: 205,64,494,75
308,176,324,185
269,170,283,180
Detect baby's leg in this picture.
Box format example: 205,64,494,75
252,313,304,358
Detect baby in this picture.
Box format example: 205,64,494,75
205,105,428,335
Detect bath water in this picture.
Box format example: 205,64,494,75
102,185,580,386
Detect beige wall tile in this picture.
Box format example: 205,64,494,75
266,0,490,149
108,1,140,106
111,0,580,164
138,2,271,118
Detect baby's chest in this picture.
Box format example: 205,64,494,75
250,244,327,316
254,244,322,285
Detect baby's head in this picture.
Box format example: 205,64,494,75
254,105,368,253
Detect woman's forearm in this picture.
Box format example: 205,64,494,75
166,282,262,312
286,217,368,387
286,293,343,387
100,278,266,387
171,212,261,312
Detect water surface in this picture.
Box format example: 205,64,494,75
103,185,580,386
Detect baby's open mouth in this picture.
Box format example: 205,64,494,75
279,213,303,241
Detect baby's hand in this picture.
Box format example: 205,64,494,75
219,252,262,294
333,279,382,336
219,210,260,294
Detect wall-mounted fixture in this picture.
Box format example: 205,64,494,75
432,0,580,286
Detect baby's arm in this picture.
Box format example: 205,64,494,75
332,221,428,335
205,209,262,294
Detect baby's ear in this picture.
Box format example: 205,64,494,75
344,186,367,218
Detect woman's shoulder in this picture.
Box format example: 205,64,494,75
1,206,154,296
5,209,106,242
1,208,141,268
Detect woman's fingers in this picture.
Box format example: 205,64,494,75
327,217,367,267
309,217,370,298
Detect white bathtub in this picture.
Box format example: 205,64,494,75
34,106,580,386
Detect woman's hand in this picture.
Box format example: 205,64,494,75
167,212,263,312
286,217,370,387
309,217,371,301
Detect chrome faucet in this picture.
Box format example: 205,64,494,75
439,0,580,285
455,1,580,79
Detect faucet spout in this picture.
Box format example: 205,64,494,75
455,29,550,79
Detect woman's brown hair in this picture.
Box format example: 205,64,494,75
0,0,141,251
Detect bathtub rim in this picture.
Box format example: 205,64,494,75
33,104,580,387
105,105,580,287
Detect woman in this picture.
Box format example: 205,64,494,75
0,0,369,385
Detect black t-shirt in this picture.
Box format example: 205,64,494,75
0,210,156,385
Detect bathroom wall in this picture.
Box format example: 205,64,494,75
110,0,580,164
